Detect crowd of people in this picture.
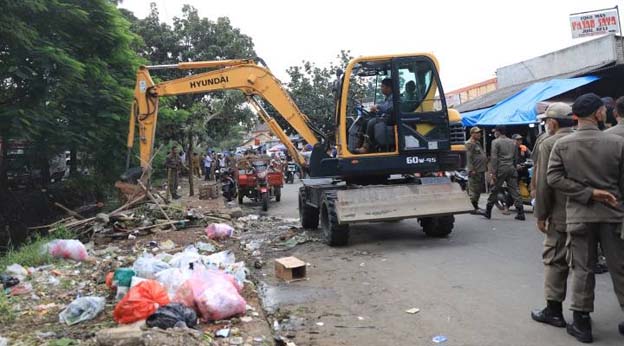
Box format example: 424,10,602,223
465,94,624,343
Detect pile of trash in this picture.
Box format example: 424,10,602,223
0,221,269,345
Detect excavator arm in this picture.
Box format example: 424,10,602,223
127,59,319,171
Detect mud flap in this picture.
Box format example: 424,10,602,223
334,178,473,224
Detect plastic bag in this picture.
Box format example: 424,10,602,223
146,303,197,329
132,253,170,279
46,239,89,261
113,279,170,324
155,268,192,299
205,223,234,240
59,296,105,325
173,269,246,322
168,246,204,270
224,262,247,291
6,263,28,279
0,274,19,289
204,250,236,269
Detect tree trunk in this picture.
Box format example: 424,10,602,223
69,147,78,176
188,131,194,197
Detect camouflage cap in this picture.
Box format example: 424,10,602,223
538,102,572,120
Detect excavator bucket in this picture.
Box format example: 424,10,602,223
334,178,473,224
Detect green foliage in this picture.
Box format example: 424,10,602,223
0,226,76,271
0,291,16,324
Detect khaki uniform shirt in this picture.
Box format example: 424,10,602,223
165,153,181,170
604,122,624,138
531,132,549,164
465,140,487,173
490,135,518,175
547,125,624,224
534,128,573,224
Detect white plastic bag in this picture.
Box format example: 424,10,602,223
132,253,171,279
224,262,248,290
168,246,204,270
6,263,28,279
46,239,89,261
204,250,236,269
205,223,234,240
155,268,192,299
59,296,106,325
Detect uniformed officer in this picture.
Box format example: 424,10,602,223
547,93,624,343
530,102,575,328
604,96,624,138
465,127,487,213
165,146,182,200
530,130,550,200
484,125,524,220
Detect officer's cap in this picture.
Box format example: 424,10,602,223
469,127,482,134
572,93,604,118
538,102,572,120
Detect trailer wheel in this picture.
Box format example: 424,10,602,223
420,215,454,238
237,190,244,204
261,192,269,211
320,193,349,246
275,187,281,202
299,188,319,229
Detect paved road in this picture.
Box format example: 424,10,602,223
251,180,622,346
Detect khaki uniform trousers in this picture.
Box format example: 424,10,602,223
468,172,485,205
567,222,624,312
542,222,569,302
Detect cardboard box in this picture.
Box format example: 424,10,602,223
275,256,307,282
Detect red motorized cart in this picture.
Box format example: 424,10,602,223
236,157,283,211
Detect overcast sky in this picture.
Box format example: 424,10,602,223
120,0,621,91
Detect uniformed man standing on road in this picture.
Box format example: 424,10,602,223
484,125,524,220
547,93,624,343
165,146,182,200
530,103,575,328
465,127,487,213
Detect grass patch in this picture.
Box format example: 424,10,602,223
0,290,16,324
0,226,76,271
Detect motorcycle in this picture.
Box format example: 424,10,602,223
220,168,237,202
285,162,297,184
495,159,533,210
448,169,469,192
236,158,284,211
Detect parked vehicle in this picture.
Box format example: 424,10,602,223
236,158,283,211
495,159,533,210
285,162,297,184
220,168,237,202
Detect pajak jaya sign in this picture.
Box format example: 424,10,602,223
569,7,621,39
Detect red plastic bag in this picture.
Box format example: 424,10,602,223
105,272,114,289
113,279,170,324
47,239,89,261
173,269,246,322
205,223,233,240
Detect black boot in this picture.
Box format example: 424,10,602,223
515,205,526,221
531,300,566,328
470,201,483,215
483,203,493,219
619,321,624,335
567,311,593,343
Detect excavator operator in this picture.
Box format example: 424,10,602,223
354,78,394,154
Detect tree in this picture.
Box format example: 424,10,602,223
0,0,142,188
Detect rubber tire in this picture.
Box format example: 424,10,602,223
275,187,281,202
320,193,349,246
420,215,454,238
238,190,244,204
299,188,319,229
261,191,269,211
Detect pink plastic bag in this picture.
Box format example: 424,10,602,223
205,223,233,240
47,239,89,261
173,269,246,321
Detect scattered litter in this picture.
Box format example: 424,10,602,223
47,239,89,261
36,331,56,339
9,282,32,296
113,268,135,287
47,275,60,286
59,296,106,325
357,316,365,320
229,336,243,345
146,303,198,329
432,335,448,343
205,223,234,240
316,322,324,326
195,241,216,253
405,308,420,314
132,253,171,279
359,262,365,267
155,268,191,299
240,316,253,323
6,263,28,279
173,268,246,321
239,214,259,222
275,257,307,282
128,234,137,240
215,328,230,338
168,246,203,270
204,250,236,268
0,336,7,346
113,279,170,324
0,274,19,288
159,239,176,250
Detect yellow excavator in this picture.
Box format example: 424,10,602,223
126,54,472,246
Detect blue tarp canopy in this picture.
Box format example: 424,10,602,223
461,76,599,126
